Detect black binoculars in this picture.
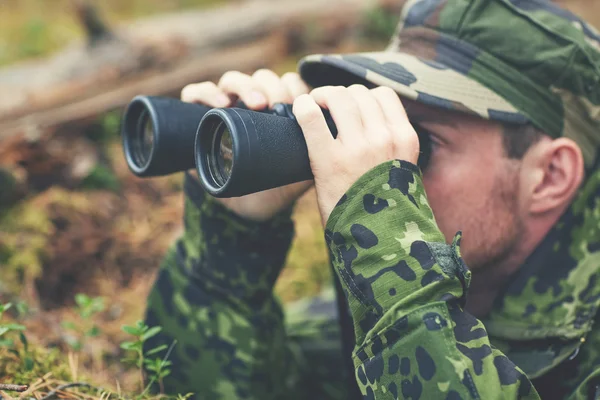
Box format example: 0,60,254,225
121,95,431,198
121,95,339,197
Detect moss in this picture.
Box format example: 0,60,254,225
0,199,54,296
80,164,121,192
0,345,72,384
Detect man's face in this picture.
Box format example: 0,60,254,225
404,100,525,271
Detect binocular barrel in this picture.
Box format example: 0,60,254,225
196,105,336,197
122,96,211,177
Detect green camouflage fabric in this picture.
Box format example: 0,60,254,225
299,0,600,169
143,173,350,399
142,0,600,398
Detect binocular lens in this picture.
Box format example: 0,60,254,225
131,110,155,169
208,122,234,187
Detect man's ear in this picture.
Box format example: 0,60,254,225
523,137,584,215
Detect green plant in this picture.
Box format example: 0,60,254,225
80,164,121,192
62,293,106,351
121,320,175,394
0,302,34,372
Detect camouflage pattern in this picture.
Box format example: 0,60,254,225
322,159,600,399
143,173,349,399
298,0,600,169
142,0,600,398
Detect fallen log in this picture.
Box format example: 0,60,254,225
0,0,389,139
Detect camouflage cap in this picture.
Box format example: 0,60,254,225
298,0,600,169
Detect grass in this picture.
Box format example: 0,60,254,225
0,0,229,66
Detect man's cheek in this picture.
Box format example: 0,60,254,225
423,190,456,243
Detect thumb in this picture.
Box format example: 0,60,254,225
293,94,335,160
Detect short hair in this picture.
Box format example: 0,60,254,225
502,123,544,159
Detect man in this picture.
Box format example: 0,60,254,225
143,0,600,398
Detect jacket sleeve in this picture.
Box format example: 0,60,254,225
324,160,541,400
142,173,313,399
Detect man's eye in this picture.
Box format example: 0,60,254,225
415,127,435,170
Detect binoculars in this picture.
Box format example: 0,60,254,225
121,95,431,198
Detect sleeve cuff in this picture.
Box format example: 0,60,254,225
323,160,471,342
175,172,296,308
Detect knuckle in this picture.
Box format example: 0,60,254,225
348,84,369,93
281,72,300,81
218,70,243,86
293,95,316,117
252,68,275,79
180,84,195,100
373,85,396,96
393,129,419,152
181,82,213,100
374,86,399,103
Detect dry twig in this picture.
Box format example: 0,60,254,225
40,383,94,400
0,385,27,393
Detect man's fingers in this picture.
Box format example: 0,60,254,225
310,86,363,144
252,69,292,106
218,71,268,109
372,86,420,161
347,85,389,143
293,94,336,155
371,86,409,127
281,72,310,99
181,82,231,107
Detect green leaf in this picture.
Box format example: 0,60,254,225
159,368,171,379
120,342,137,351
4,323,25,331
91,297,105,312
61,321,76,330
75,293,90,308
120,356,137,365
0,327,10,337
145,344,168,356
24,356,34,371
15,301,29,318
0,303,12,313
64,335,82,351
141,326,162,341
19,332,28,351
87,325,101,337
122,325,142,336
145,363,158,372
0,338,14,347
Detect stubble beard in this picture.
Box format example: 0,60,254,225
464,162,525,278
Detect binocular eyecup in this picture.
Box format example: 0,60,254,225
122,96,210,177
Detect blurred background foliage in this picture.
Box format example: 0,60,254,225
0,0,229,66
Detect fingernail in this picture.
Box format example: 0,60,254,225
218,94,230,107
251,91,267,107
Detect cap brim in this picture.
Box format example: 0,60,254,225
298,52,529,125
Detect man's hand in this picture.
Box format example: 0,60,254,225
293,85,420,226
181,69,313,222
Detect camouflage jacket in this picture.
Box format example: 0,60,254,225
144,160,600,399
